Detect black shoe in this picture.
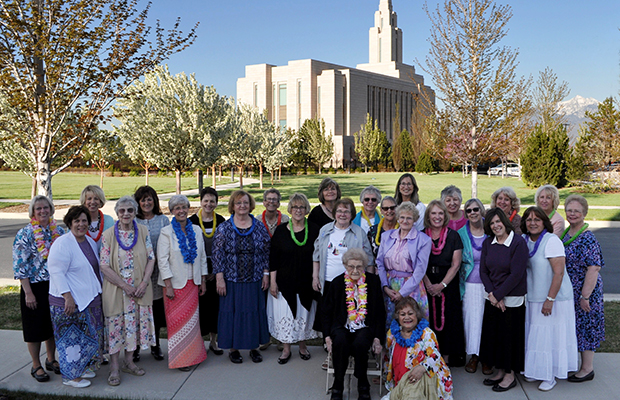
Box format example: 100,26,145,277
492,379,517,392
133,349,140,362
151,345,164,361
31,366,50,382
45,359,61,375
229,350,243,364
277,352,292,365
249,349,263,363
330,388,344,400
101,355,109,365
209,344,224,356
358,386,371,400
299,350,311,361
483,377,504,386
567,371,595,382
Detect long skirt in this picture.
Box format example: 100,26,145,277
267,292,319,343
427,272,465,362
50,298,104,380
218,280,269,350
163,280,207,369
21,281,54,343
382,371,443,400
479,301,525,373
462,282,485,355
106,298,155,355
385,273,429,329
524,300,578,381
199,278,219,336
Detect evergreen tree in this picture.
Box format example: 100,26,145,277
521,124,569,187
565,134,587,184
399,130,415,171
392,129,403,172
415,151,436,174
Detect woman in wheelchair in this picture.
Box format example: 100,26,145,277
322,248,385,400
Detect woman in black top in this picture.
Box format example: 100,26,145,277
308,177,341,228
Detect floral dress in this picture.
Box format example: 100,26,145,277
100,232,156,354
564,230,605,351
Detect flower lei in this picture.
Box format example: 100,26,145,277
262,210,281,238
114,220,139,251
526,229,547,258
86,210,104,242
466,221,486,251
361,210,375,227
198,209,217,238
431,293,446,331
508,209,517,222
345,271,367,327
171,217,198,264
390,318,429,348
561,223,589,247
374,218,399,247
31,218,61,260
425,226,448,255
289,218,309,246
231,214,256,237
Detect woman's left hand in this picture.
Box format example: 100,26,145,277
541,299,554,316
408,365,426,384
427,283,444,297
580,297,591,312
372,338,382,355
134,281,148,299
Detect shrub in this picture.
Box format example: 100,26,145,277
416,151,436,174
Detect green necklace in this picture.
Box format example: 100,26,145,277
290,218,308,246
548,210,556,219
561,223,589,247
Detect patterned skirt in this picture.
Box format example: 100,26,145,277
164,280,207,369
385,274,429,329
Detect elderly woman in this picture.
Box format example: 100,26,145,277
456,199,490,374
261,188,290,237
562,195,605,383
99,195,156,385
490,187,522,235
479,208,528,392
535,185,565,236
383,298,453,400
267,193,320,364
422,200,466,367
13,196,65,382
368,196,399,258
353,185,382,233
80,185,114,249
521,207,577,391
134,185,170,361
441,185,466,231
376,201,431,326
48,206,104,388
309,177,342,228
157,195,208,371
189,187,227,356
394,173,425,231
213,190,271,364
322,248,385,400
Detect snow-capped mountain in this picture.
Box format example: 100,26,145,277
558,95,600,140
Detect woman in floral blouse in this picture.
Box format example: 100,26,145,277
13,195,65,382
384,297,453,400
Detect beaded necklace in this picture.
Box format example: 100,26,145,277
262,210,281,237
345,272,367,328
390,318,429,348
289,218,308,246
171,217,198,264
86,210,104,242
431,293,446,331
561,223,589,247
114,220,139,251
374,218,399,247
198,209,216,238
30,217,61,260
231,214,256,237
527,229,547,257
425,226,448,255
466,221,486,251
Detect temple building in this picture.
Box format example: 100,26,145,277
236,0,434,167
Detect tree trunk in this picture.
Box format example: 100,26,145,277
212,165,216,189
259,164,264,189
100,168,104,188
36,160,53,199
471,168,478,198
145,165,149,186
31,177,37,199
278,166,282,181
238,165,244,189
175,170,181,194
197,168,203,193
270,170,274,186
219,165,222,180
231,166,234,182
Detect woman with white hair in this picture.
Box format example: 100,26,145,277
99,195,156,385
441,185,466,231
535,185,565,236
353,185,382,233
157,195,208,371
490,187,522,235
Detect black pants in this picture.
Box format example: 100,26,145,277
331,326,373,391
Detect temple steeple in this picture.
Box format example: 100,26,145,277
369,0,402,64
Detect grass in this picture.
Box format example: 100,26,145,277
0,286,21,330
0,202,22,209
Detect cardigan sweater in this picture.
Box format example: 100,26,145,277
479,233,528,301
157,224,208,289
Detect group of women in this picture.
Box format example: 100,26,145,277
12,176,605,399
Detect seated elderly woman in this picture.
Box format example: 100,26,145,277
322,248,385,400
99,195,156,385
353,185,382,234
383,297,453,400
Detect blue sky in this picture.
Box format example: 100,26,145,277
148,0,620,103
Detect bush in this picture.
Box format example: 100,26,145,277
305,168,316,175
157,170,168,177
183,170,194,178
521,124,569,188
129,168,141,177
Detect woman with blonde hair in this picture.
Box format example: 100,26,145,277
80,185,114,250
535,185,565,236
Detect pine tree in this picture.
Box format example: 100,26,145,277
415,151,436,174
399,130,414,171
521,124,569,187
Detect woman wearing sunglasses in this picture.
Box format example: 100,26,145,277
353,185,382,234
367,196,399,258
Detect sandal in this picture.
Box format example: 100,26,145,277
31,366,50,382
108,372,121,386
45,359,61,375
120,362,145,376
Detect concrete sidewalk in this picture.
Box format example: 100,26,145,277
0,329,617,400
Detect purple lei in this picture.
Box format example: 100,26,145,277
466,221,486,251
527,229,547,258
115,220,138,251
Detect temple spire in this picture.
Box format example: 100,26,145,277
369,0,402,64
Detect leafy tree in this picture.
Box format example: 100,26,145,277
566,134,587,184
82,130,125,188
0,0,197,199
249,109,281,189
580,97,620,172
222,104,263,189
398,130,415,171
521,124,569,187
264,127,294,185
300,118,333,174
420,0,531,197
415,150,436,174
354,114,390,172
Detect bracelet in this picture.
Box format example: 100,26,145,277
263,272,270,276
441,282,447,288
546,296,555,302
580,294,590,301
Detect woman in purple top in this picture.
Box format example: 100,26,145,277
479,208,528,392
376,201,432,327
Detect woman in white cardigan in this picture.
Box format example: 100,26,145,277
48,206,105,388
157,195,208,371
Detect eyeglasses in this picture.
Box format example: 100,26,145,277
381,205,396,211
345,264,365,271
291,205,306,211
363,197,378,203
335,209,351,215
265,198,279,203
35,206,51,211
118,208,135,214
465,207,480,214
235,202,250,206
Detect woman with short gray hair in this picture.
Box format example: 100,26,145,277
353,185,382,233
491,187,522,235
441,185,466,231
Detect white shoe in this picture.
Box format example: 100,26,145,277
538,379,557,391
63,378,91,388
523,376,537,383
81,369,96,379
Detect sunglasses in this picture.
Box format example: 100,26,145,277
465,207,480,214
363,197,378,202
381,205,397,211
